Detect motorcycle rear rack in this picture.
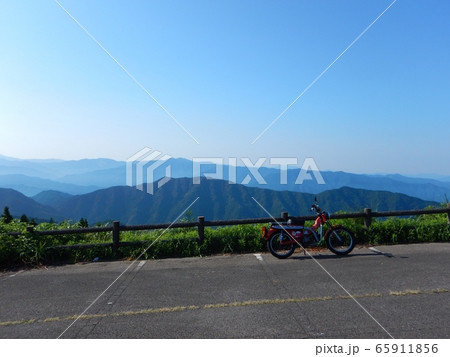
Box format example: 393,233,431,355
270,224,305,230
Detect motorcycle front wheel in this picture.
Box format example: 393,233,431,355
325,227,355,255
267,232,295,259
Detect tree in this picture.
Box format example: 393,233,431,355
20,214,29,223
182,209,194,222
1,206,13,223
79,218,88,228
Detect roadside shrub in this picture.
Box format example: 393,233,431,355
0,225,49,267
200,225,265,255
1,213,448,268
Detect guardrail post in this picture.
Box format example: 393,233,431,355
112,221,120,253
197,216,205,244
364,208,372,228
282,212,289,221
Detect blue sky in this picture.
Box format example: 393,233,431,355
0,0,449,175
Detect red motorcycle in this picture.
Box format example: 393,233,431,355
261,199,355,259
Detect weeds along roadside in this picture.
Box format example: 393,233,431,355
0,212,449,268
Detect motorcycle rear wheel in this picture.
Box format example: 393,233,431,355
267,232,295,259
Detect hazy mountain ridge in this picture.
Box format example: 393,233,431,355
0,178,439,225
0,188,62,221
0,155,449,202
32,190,73,207
0,156,122,179
0,174,101,196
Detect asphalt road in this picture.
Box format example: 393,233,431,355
1,243,449,339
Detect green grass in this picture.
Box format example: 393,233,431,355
1,208,449,268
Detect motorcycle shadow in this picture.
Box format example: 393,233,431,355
290,249,396,260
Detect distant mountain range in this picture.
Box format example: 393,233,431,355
0,178,439,225
0,188,62,221
0,155,449,202
0,155,447,224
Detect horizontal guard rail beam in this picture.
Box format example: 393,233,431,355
6,206,450,253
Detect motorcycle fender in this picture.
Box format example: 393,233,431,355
263,227,283,241
324,224,344,239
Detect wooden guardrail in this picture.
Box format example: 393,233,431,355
10,205,450,252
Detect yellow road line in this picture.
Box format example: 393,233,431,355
0,288,447,327
389,288,448,296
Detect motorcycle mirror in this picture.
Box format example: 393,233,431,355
314,196,318,203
